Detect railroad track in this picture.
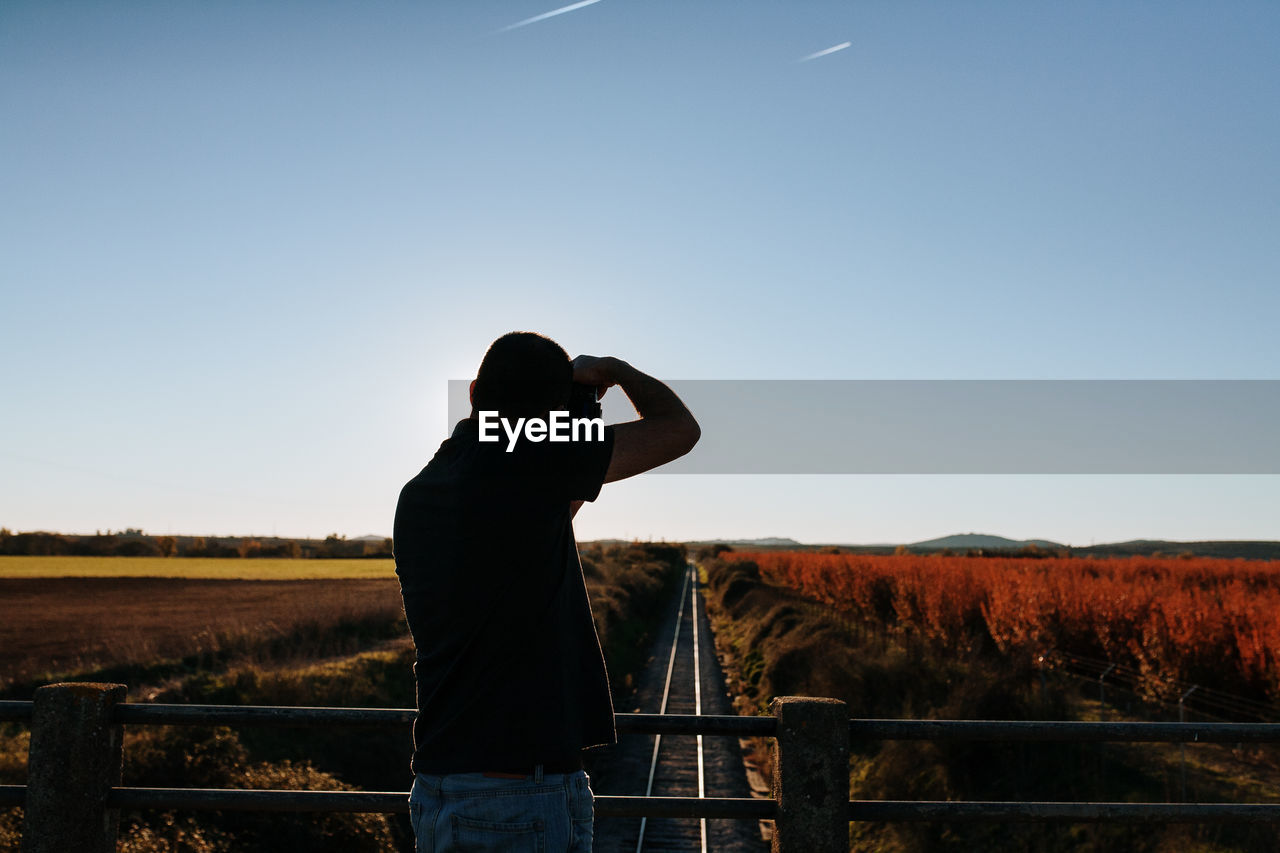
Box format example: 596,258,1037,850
586,564,767,852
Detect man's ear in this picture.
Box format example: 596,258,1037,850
469,379,476,409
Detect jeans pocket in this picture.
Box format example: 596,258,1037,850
570,813,593,853
570,773,594,824
451,814,545,852
410,802,423,852
410,801,439,853
568,773,594,851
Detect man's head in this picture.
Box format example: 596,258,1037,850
470,332,573,420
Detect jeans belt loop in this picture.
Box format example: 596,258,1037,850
534,763,544,784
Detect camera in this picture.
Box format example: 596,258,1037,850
568,383,602,420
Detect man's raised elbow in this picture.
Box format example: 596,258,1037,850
677,417,701,457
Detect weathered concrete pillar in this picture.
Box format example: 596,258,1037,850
22,683,127,853
770,696,849,853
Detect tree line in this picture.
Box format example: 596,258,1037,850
0,529,393,559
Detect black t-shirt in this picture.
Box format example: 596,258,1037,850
393,416,616,774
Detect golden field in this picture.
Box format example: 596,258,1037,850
0,555,396,580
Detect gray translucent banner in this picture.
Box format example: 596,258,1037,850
447,380,1279,473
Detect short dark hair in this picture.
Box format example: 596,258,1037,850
473,332,573,419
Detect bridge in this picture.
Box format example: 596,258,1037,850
5,684,1280,851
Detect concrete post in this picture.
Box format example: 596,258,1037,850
21,683,127,853
770,696,849,853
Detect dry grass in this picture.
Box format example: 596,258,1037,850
0,577,405,692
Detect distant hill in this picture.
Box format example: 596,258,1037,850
684,537,804,549
682,533,1280,560
906,533,1066,551
1073,539,1280,560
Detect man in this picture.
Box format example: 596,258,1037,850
394,331,699,852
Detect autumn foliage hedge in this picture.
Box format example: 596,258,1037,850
736,551,1280,703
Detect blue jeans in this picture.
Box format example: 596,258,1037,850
409,767,594,852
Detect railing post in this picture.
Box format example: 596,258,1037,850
770,696,848,853
21,682,127,853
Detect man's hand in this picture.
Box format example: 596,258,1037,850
570,355,700,484
570,355,620,394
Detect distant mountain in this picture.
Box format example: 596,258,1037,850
352,534,390,542
1074,539,1280,560
684,537,805,549
601,533,1280,561
905,533,1066,551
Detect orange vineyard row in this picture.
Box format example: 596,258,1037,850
732,551,1280,704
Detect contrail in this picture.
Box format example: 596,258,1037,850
798,41,851,62
501,0,605,32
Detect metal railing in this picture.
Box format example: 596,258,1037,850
3,685,1280,852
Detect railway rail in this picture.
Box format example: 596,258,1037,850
587,563,766,852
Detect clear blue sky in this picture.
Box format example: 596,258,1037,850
3,1,1277,545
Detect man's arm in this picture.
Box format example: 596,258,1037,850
571,356,700,484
